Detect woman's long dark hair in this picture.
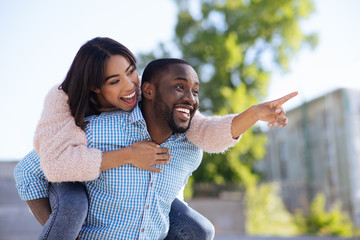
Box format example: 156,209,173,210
59,37,136,129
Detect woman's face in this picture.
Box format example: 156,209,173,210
95,54,139,111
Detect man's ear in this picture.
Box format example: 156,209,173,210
142,82,155,100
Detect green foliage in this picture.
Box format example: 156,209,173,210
138,0,317,187
183,176,194,199
245,183,299,236
294,193,356,237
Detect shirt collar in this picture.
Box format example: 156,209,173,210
129,102,145,124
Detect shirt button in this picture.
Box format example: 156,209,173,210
141,228,145,232
146,205,149,209
150,182,153,186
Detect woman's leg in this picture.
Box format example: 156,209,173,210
165,198,215,240
38,182,88,240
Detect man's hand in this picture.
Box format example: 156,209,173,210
253,91,298,128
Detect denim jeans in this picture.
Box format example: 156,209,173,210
166,198,215,240
38,182,88,240
39,182,214,240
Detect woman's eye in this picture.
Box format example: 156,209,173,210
110,79,120,85
127,66,136,75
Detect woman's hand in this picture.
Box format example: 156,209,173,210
252,91,298,128
127,140,171,173
101,140,171,173
231,91,298,139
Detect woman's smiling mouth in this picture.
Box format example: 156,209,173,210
121,91,137,106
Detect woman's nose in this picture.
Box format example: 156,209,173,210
123,77,136,89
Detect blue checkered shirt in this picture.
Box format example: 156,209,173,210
14,150,49,201
15,103,203,239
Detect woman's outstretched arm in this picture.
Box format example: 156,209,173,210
187,92,298,153
187,111,240,153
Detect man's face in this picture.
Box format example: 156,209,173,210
154,63,199,133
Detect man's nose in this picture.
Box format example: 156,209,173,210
183,90,196,105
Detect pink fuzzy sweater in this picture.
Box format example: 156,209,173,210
34,85,240,182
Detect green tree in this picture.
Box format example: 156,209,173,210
138,0,317,190
246,183,299,236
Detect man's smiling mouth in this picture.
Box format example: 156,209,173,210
175,107,191,119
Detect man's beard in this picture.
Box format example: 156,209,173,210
154,94,191,133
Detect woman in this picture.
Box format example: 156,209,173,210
16,37,241,240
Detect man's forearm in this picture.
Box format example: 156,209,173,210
26,198,51,226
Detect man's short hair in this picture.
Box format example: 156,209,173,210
141,58,191,87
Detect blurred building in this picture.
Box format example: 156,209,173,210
258,88,360,226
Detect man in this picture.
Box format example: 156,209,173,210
79,58,204,239
16,58,297,239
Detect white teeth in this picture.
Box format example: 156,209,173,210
122,91,135,99
176,108,190,114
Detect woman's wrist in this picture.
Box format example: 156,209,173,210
101,148,132,171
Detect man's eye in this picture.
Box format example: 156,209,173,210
175,84,184,90
193,89,199,95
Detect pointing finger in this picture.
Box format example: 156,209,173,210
273,91,298,105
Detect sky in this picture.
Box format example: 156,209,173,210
0,0,360,160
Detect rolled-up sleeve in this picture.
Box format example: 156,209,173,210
14,150,49,201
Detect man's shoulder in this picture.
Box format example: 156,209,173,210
84,105,144,136
170,133,202,152
85,104,142,123
86,109,129,122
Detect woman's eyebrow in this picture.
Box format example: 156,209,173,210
104,74,119,81
104,64,133,81
125,64,133,72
